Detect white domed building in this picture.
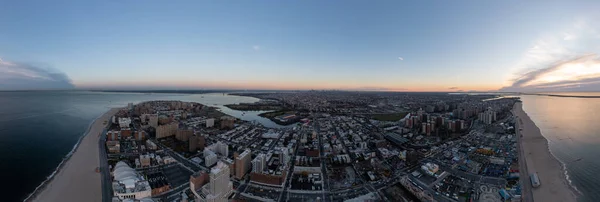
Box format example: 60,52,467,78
112,161,152,200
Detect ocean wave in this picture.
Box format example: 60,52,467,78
537,123,583,197
23,111,105,202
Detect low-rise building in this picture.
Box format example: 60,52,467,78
112,161,152,200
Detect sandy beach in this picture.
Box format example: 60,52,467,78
29,108,120,202
513,102,577,202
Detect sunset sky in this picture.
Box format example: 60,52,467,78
1,1,599,92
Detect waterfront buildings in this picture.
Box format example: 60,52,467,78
118,117,132,129
112,161,152,200
479,108,497,124
220,116,235,129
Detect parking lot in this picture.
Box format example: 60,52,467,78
162,164,192,187
243,185,280,201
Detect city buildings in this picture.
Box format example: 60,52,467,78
204,149,218,167
479,108,497,124
235,149,252,179
206,141,229,157
252,153,266,173
176,129,193,141
200,161,233,202
206,118,215,128
141,114,159,128
220,116,235,129
99,95,521,202
190,171,210,199
156,122,177,139
119,117,132,129
112,161,152,200
107,130,119,141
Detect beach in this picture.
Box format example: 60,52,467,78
29,108,120,202
513,102,577,202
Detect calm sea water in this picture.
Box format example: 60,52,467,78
0,91,284,202
521,93,600,202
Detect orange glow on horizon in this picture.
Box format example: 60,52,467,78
75,79,501,92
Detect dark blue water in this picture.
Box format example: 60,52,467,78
521,94,600,202
0,91,282,201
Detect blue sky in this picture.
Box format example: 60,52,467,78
1,0,599,91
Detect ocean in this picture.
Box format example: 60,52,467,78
520,93,600,202
0,91,286,202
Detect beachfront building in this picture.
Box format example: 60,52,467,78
478,108,497,124
118,117,132,128
112,161,152,200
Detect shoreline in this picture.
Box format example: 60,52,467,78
513,102,577,202
27,108,120,202
23,112,101,201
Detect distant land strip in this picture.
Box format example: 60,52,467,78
524,93,600,98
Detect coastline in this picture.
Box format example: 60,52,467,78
513,102,577,202
27,108,120,202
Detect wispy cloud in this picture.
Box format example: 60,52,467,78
0,58,74,90
398,57,404,61
501,54,600,91
501,20,600,92
448,87,458,90
253,45,261,51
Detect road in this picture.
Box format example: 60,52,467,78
98,128,112,202
515,114,534,202
156,141,207,172
314,119,330,201
279,126,304,202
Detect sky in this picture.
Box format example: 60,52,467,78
1,0,599,92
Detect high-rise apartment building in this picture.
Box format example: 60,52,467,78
252,153,266,173
203,161,233,202
235,149,252,179
204,149,218,167
156,122,177,139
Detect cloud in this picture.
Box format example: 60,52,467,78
448,87,458,90
500,54,600,92
563,32,576,41
0,58,74,90
253,45,261,51
398,57,404,60
501,20,600,92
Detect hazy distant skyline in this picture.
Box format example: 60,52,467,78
1,1,599,92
